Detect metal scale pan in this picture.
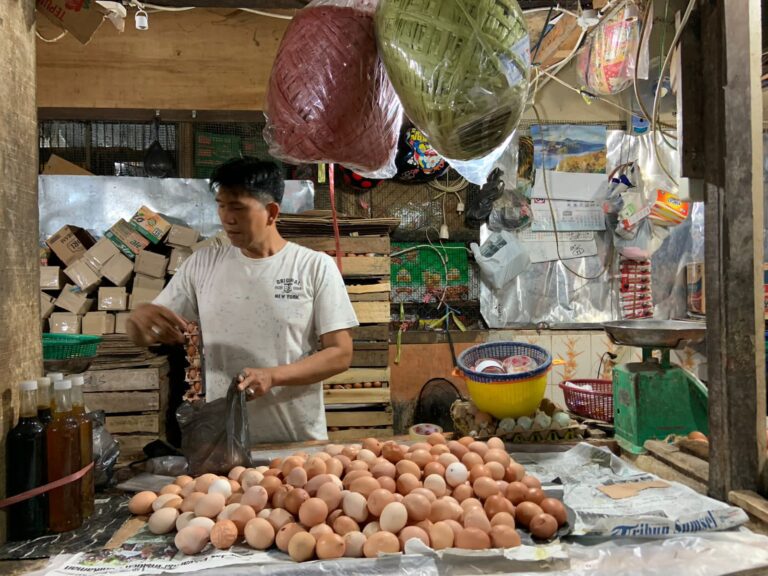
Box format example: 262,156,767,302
603,320,706,349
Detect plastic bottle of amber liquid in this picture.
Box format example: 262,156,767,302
36,376,53,427
46,372,64,412
6,380,48,540
70,375,94,519
47,379,83,532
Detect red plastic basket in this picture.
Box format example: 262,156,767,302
558,379,614,422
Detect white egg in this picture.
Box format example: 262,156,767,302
208,478,233,498
188,516,215,535
445,462,469,487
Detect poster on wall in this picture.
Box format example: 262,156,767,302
532,125,608,174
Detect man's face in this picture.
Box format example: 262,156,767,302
215,186,275,248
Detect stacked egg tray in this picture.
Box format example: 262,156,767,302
451,398,585,444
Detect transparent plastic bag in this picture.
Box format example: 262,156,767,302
263,0,403,178
176,380,252,476
465,169,505,229
576,3,643,96
89,410,119,489
488,186,532,232
376,0,530,168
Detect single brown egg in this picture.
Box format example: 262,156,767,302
180,492,205,513
288,531,316,562
526,488,546,505
271,485,292,510
228,466,246,481
316,482,343,512
468,442,489,457
398,526,429,549
325,458,344,478
268,508,294,531
195,473,219,494
304,457,327,479
473,476,500,500
260,476,283,498
423,461,446,478
486,437,505,450
447,441,469,459
348,460,370,472
327,509,343,525
430,444,450,457
496,480,509,495
458,436,475,447
229,504,256,535
362,437,383,456
362,520,381,538
180,481,197,498
455,527,491,549
463,508,491,533
396,473,421,495
227,493,243,506
411,487,437,503
160,484,183,496
428,521,455,550
194,493,226,519
688,430,708,442
152,493,182,512
342,491,369,523
490,524,521,548
148,507,179,534
309,523,334,539
210,519,238,549
378,476,397,493
515,502,544,527
324,444,344,457
540,498,567,526
490,512,515,528
437,453,460,468
343,470,372,490
270,457,283,469
175,525,209,555
284,488,310,516
423,474,447,498
505,481,529,505
299,498,329,527
382,442,405,464
469,465,491,484
240,470,264,491
429,499,460,522
529,513,558,539
356,449,378,466
305,473,336,496
484,494,515,518
316,533,346,560
367,488,396,517
452,483,474,503
286,466,308,488
461,452,484,470
483,448,511,467
402,493,431,522
395,460,422,479
343,531,366,558
521,475,542,489
350,476,381,498
372,460,397,479
128,491,157,515
379,502,408,534
485,461,506,481
281,456,305,477
241,485,269,512
332,515,360,536
505,462,526,483
174,475,195,488
363,531,400,558
275,522,306,552
427,432,446,446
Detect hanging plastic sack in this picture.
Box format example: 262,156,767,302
176,380,253,476
470,230,530,291
576,3,643,96
465,169,505,229
264,0,403,178
376,0,530,172
89,411,119,489
488,187,532,232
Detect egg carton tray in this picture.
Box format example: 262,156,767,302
494,423,586,443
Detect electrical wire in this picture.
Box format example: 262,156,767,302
650,0,696,187
36,29,68,42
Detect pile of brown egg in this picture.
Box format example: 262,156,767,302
127,434,567,562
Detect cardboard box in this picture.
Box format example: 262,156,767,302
168,247,193,274
115,312,131,334
35,0,106,45
82,312,115,335
134,250,168,279
129,287,162,310
101,252,134,287
55,284,94,315
40,266,65,291
41,154,93,176
64,258,101,293
166,225,200,248
105,219,150,260
133,274,165,292
41,292,56,319
130,205,172,245
98,287,128,311
49,312,81,334
46,225,96,266
83,237,120,272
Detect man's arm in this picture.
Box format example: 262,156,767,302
237,328,353,397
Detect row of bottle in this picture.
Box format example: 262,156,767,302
6,372,94,540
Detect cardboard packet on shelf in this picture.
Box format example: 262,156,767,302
129,287,162,310
40,266,65,291
46,225,96,265
64,258,101,293
41,292,56,319
166,224,199,248
134,250,168,279
83,237,120,272
82,311,115,335
101,252,134,287
49,312,82,334
98,287,128,311
105,219,150,260
133,274,165,292
114,312,131,334
130,205,172,244
55,284,94,315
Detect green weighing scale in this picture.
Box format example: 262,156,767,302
603,320,709,454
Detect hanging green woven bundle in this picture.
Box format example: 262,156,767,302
375,0,531,162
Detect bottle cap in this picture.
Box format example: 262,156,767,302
37,377,51,387
46,372,64,382
71,375,85,387
54,380,72,390
20,380,38,391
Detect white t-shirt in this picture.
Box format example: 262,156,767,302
154,241,359,444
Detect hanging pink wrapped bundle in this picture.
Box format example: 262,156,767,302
264,0,402,178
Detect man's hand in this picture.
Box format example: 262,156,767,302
237,368,275,400
126,304,189,346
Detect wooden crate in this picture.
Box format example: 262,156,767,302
340,257,390,278
326,408,392,428
291,236,390,255
323,387,390,405
114,434,159,466
352,301,389,324
327,427,394,441
325,367,390,385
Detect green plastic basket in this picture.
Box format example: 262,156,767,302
42,334,102,361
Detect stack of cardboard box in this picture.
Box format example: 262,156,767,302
41,205,205,335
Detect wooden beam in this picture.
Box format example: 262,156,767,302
38,108,266,123
326,410,393,428
533,14,579,66
682,0,767,499
325,367,390,385
643,440,709,485
729,490,768,525
148,0,306,7
324,387,390,405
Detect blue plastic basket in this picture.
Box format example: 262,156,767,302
456,341,552,383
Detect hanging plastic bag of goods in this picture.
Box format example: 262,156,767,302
376,0,531,185
264,0,403,178
576,2,643,96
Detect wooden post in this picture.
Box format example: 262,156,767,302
682,0,766,499
0,1,42,542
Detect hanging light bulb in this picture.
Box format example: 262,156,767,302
135,8,148,30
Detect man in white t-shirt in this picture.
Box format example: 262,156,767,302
126,158,359,443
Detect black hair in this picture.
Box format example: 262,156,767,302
209,157,285,205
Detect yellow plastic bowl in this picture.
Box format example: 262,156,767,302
464,370,550,419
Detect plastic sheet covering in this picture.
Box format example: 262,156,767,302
264,0,403,178
38,176,314,240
